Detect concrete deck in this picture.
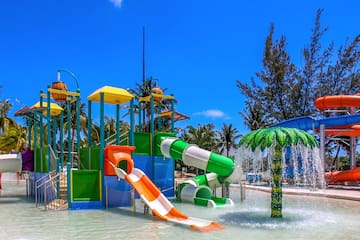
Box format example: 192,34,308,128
236,184,360,202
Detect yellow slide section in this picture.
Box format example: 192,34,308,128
106,145,223,231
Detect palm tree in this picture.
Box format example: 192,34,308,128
60,101,88,143
217,123,241,157
58,101,88,164
128,76,175,132
240,101,271,130
181,123,218,152
0,99,16,135
0,124,27,153
104,116,117,138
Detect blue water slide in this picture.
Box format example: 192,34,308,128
272,114,360,131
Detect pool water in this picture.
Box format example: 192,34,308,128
1,179,360,240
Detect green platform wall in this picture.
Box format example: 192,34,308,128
34,147,49,173
79,147,101,170
71,170,101,201
134,132,151,155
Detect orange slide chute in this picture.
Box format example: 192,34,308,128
315,94,360,111
104,145,135,176
315,94,360,137
315,94,360,183
325,167,360,184
105,145,224,231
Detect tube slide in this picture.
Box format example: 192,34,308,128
159,137,235,207
314,95,360,110
272,114,360,132
0,153,22,173
105,145,223,231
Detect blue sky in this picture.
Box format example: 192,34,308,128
0,0,359,134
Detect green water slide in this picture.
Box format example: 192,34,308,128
158,135,235,207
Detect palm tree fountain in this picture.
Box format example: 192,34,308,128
239,127,324,218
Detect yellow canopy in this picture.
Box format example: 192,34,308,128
87,86,134,104
32,101,63,116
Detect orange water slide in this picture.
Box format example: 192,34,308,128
315,94,360,111
104,145,135,176
325,167,360,184
315,94,360,137
105,145,224,231
315,94,360,183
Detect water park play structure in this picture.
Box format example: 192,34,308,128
5,70,234,231
273,93,360,184
1,69,359,231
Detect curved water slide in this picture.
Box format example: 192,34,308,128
106,145,223,231
272,114,360,133
159,137,235,207
273,94,360,184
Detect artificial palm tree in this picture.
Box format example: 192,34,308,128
239,127,318,218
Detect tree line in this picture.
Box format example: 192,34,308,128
0,79,241,167
237,9,360,170
237,9,360,129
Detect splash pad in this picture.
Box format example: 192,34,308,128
238,127,326,218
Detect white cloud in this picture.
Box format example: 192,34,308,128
109,0,123,8
194,109,225,118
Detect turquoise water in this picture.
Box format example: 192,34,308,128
1,178,360,240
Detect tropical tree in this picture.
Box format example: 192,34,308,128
237,23,298,123
58,101,88,164
179,123,219,174
299,9,333,115
240,101,271,130
181,123,219,152
128,76,175,132
0,99,16,135
217,123,241,157
104,116,117,138
0,124,27,153
237,9,360,125
128,76,157,131
60,101,88,143
103,116,130,145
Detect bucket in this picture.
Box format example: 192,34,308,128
51,81,68,102
152,87,163,103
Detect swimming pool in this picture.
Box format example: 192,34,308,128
1,180,360,240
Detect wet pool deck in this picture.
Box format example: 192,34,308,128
234,184,360,202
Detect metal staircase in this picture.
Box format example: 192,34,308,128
34,145,69,211
35,170,68,211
